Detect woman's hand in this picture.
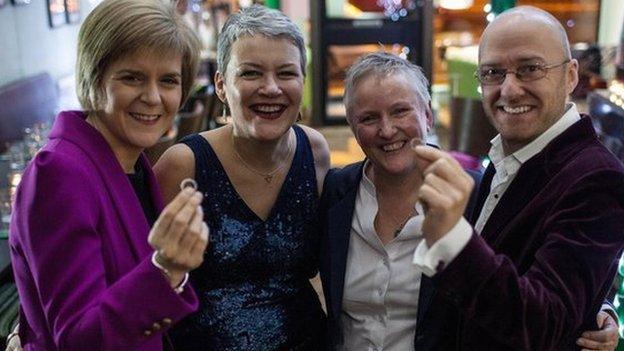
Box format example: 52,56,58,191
148,187,209,287
576,311,619,351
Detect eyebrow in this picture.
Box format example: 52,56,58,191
480,56,546,67
238,62,299,69
114,69,181,77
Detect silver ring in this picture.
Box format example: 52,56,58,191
180,178,198,191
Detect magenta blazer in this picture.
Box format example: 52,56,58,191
9,111,198,350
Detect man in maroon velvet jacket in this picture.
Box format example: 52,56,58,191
412,6,624,350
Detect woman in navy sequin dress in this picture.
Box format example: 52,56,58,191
154,5,331,350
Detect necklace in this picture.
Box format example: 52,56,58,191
231,131,293,184
377,206,418,238
393,215,411,238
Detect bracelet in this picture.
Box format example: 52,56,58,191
151,251,189,294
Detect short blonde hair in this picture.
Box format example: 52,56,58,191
76,0,201,111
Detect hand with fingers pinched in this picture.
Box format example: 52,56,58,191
576,311,619,351
148,187,209,288
412,145,475,247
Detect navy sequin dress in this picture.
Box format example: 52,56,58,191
170,126,325,351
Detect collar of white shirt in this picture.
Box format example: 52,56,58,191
488,102,581,178
359,160,425,242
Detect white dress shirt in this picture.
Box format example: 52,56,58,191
413,103,580,277
339,162,466,351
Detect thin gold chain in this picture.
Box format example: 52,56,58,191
230,130,293,183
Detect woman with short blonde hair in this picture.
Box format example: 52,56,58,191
10,1,207,350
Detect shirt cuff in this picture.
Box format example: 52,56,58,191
412,217,473,277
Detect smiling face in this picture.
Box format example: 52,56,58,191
215,35,303,141
348,73,433,177
90,49,182,167
479,13,578,154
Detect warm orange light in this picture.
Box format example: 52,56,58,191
439,0,474,10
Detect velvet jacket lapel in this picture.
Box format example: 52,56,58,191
48,111,156,262
474,117,595,247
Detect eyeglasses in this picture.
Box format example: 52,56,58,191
474,60,570,85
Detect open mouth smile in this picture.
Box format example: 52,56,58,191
382,141,406,152
129,112,161,124
498,105,533,114
250,104,287,120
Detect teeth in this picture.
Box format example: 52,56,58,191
254,105,282,113
382,141,405,152
502,105,532,114
130,113,159,121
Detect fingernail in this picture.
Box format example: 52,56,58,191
410,138,424,150
414,145,426,153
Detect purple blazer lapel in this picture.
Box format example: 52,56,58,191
49,111,154,261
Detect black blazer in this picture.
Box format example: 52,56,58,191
317,161,483,350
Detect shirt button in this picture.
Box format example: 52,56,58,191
162,318,172,326
152,322,162,331
143,330,152,336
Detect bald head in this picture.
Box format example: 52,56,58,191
476,5,579,155
479,6,571,62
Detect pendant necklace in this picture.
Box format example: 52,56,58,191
231,131,293,184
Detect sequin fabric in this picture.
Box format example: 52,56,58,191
170,126,325,350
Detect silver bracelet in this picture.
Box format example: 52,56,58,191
150,251,189,294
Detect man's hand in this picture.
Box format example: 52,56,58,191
413,145,474,247
576,311,619,351
148,187,209,288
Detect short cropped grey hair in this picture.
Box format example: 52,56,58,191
344,52,430,118
77,0,201,111
217,5,306,77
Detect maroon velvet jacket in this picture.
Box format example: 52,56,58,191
424,116,624,350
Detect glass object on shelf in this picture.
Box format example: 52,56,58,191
326,0,418,20
325,43,411,121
